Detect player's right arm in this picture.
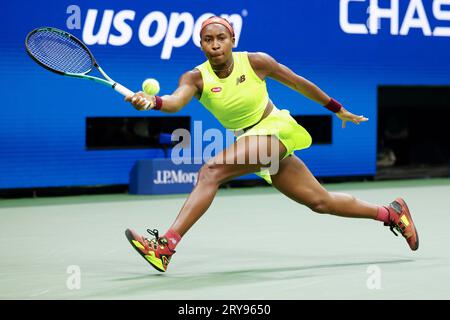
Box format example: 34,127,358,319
126,70,202,113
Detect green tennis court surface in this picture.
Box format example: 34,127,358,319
1,178,449,299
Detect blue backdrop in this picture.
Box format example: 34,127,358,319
1,0,449,189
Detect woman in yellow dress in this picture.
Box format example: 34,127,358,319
124,17,418,273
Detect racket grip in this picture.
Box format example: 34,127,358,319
113,83,134,97
114,82,152,110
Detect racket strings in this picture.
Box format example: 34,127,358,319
27,30,93,74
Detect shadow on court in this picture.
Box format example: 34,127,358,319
90,258,416,300
115,258,414,284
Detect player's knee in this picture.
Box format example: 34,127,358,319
197,164,215,185
308,196,331,214
197,161,224,186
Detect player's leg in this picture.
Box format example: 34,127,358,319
270,155,419,250
170,134,286,236
125,134,287,271
271,155,378,218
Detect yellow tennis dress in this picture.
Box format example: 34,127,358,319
196,51,312,184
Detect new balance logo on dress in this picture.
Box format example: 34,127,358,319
236,74,246,85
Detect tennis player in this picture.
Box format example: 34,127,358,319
124,17,419,272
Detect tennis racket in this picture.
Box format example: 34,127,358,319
25,26,150,108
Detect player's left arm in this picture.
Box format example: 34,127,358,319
248,52,368,128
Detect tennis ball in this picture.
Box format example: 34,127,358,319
142,78,160,95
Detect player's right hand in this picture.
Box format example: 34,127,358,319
125,91,154,111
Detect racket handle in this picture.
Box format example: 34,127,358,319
114,83,152,110
113,83,134,97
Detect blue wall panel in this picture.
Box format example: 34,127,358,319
1,0,449,188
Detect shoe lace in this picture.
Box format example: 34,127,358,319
385,203,407,237
387,214,407,237
147,228,159,240
387,202,409,237
146,229,169,247
141,229,159,247
389,223,406,237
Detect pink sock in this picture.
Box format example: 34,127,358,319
376,206,390,224
163,229,181,251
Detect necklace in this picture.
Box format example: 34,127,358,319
211,59,234,73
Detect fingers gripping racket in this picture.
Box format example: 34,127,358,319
25,27,150,108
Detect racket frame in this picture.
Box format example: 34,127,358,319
25,27,142,100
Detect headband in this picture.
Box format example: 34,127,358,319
200,17,235,37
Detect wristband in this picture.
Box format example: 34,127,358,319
324,98,342,113
154,96,163,110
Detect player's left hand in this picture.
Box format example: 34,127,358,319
336,107,369,128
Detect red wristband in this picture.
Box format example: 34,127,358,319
154,96,163,110
324,98,342,113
